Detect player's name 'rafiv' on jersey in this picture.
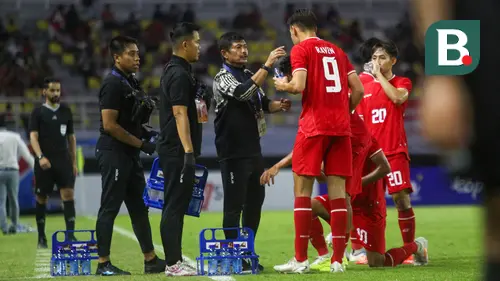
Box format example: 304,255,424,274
315,46,335,55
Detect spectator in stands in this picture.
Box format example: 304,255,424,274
5,16,18,35
101,4,116,30
182,4,196,23
144,20,165,52
152,4,165,22
326,5,340,24
123,12,140,39
64,4,80,35
49,5,66,38
166,4,181,25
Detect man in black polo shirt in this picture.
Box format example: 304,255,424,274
95,35,165,276
212,32,290,271
29,77,77,248
158,22,209,276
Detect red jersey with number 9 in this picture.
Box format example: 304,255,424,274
290,37,355,137
360,76,413,158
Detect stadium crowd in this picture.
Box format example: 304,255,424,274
0,0,422,100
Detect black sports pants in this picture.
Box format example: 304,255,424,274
220,156,266,240
95,149,154,258
158,154,195,266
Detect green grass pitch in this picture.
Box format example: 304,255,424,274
0,206,482,280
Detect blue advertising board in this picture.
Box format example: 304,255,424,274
317,166,483,206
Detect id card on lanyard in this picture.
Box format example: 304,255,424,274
223,64,267,137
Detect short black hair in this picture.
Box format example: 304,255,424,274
43,77,60,89
109,35,138,59
218,32,245,52
287,9,317,31
359,37,383,63
372,39,399,58
277,55,292,76
170,22,200,46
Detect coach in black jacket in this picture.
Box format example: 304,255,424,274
212,32,290,270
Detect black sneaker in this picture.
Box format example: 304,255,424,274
95,262,131,276
144,256,167,274
8,225,16,234
37,236,48,249
242,258,264,273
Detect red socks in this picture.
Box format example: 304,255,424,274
310,216,329,256
384,242,418,267
294,197,312,262
329,199,347,264
398,208,416,244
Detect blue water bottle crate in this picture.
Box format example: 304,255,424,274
50,230,98,276
143,157,209,217
196,227,259,276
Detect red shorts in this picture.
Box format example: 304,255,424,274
292,131,352,177
352,209,386,254
384,153,412,195
346,145,371,197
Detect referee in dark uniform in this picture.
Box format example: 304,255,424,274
412,0,498,279
158,22,208,276
95,35,165,276
29,78,77,248
212,32,290,271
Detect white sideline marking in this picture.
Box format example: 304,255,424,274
85,216,235,281
33,249,52,279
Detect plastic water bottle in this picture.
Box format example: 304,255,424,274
187,184,204,217
56,247,66,275
207,246,218,275
80,246,91,275
232,245,242,274
220,248,231,275
69,247,79,275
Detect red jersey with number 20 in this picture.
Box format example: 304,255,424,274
290,37,355,137
361,76,413,158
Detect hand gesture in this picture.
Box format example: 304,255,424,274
273,76,289,92
39,157,51,170
372,62,382,78
265,46,287,67
279,98,291,112
260,165,280,186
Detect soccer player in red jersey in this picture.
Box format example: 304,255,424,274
311,155,428,269
261,112,390,268
271,9,364,273
357,39,416,264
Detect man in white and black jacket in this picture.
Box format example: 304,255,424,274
212,32,291,271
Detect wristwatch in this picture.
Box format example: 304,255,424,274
261,64,272,73
37,154,45,160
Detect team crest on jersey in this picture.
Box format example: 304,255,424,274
60,124,67,136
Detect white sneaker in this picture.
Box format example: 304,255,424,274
414,237,429,266
349,248,367,262
325,232,333,248
330,261,344,273
273,257,310,274
165,261,197,276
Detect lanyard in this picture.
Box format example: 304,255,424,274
222,64,262,104
111,69,133,89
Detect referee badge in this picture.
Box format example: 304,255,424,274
60,124,67,136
